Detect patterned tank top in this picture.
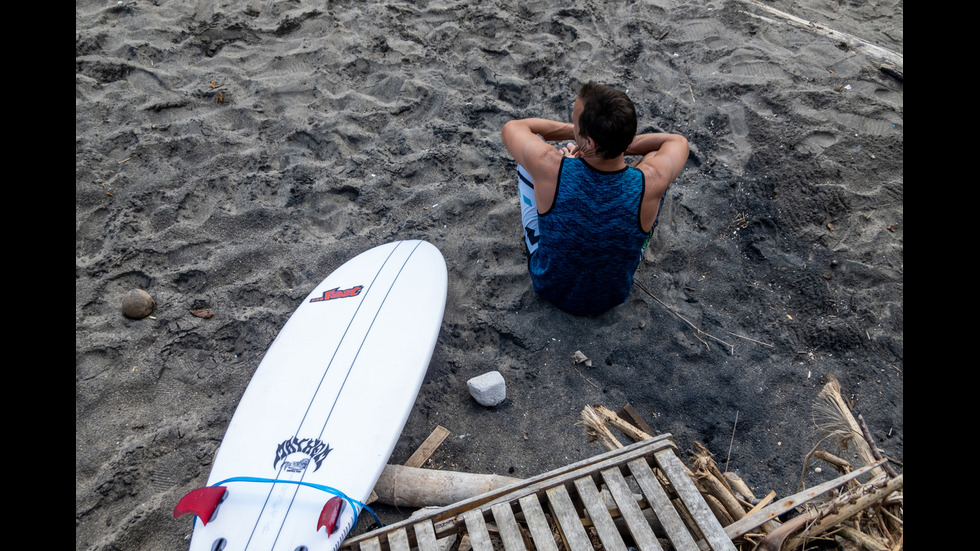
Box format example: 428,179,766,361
529,157,652,315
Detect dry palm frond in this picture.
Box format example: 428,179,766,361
811,374,862,451
801,374,884,491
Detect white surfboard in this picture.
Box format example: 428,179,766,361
175,240,448,551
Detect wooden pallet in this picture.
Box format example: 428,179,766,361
343,435,736,551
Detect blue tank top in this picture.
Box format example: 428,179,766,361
529,157,652,315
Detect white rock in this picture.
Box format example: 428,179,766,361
467,371,506,407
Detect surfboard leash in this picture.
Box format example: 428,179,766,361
217,476,381,525
174,476,384,535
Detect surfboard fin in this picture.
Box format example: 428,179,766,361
317,496,345,535
173,486,228,526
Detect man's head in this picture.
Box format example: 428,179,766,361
573,82,637,159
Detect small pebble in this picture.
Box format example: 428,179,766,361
122,289,155,319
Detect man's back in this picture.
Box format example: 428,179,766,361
529,157,652,316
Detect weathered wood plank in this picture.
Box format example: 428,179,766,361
462,510,493,551
546,485,593,551
404,425,451,468
358,537,381,551
600,467,662,551
574,475,627,551
519,494,559,551
654,449,736,551
627,458,698,551
617,403,656,436
388,528,411,551
414,519,439,551
491,502,527,551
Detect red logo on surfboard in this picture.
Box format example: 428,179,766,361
310,285,363,303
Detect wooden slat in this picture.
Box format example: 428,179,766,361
519,494,559,551
491,502,526,551
627,458,698,551
546,485,593,551
405,425,451,468
462,510,493,551
573,475,627,551
600,467,662,551
654,449,736,551
388,528,411,551
359,537,381,551
414,519,439,551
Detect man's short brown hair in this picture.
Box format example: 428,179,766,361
577,82,637,159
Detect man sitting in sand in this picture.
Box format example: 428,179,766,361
501,82,689,316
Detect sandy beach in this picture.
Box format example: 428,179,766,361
76,0,902,548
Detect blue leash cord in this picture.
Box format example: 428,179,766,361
211,476,383,529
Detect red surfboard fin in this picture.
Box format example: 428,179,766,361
174,486,228,526
317,496,345,535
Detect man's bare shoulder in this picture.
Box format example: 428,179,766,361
502,121,563,180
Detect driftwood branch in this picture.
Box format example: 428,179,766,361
765,373,905,551
695,469,746,523
756,473,903,551
783,474,904,551
725,461,883,540
837,525,890,551
858,414,899,478
374,465,522,508
733,0,903,70
723,471,757,503
371,425,523,508
755,507,819,551
813,449,852,473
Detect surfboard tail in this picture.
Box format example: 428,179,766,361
173,486,228,526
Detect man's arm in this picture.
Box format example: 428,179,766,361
501,118,573,212
628,132,690,231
